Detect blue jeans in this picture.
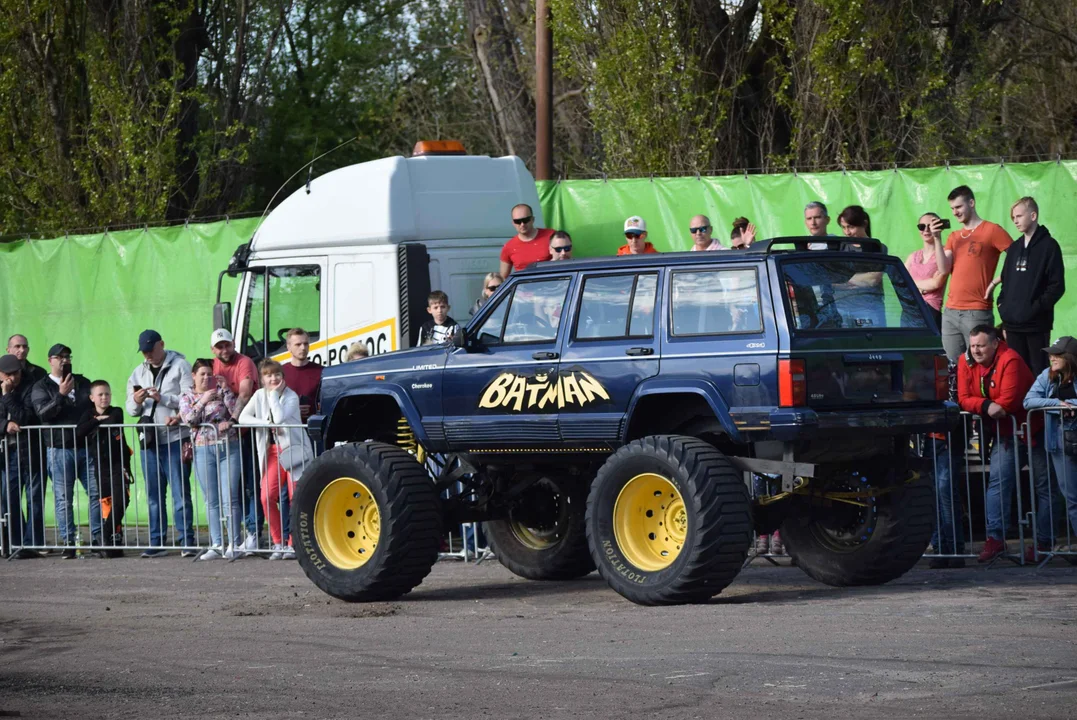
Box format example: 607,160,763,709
2,449,45,547
47,447,101,544
1048,449,1077,541
986,436,1054,546
193,443,243,549
142,440,195,547
927,438,965,554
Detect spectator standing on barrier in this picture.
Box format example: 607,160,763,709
688,215,722,251
991,197,1065,376
957,325,1053,562
904,213,951,329
618,216,658,255
180,359,242,561
6,335,46,384
470,272,504,317
75,381,131,558
126,330,195,558
549,231,573,260
239,359,313,560
500,203,554,277
937,186,1012,361
31,344,100,559
418,291,459,345
1024,336,1077,552
0,353,43,558
210,328,261,555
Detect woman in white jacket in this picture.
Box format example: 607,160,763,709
239,359,313,559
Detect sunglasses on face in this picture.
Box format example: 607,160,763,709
690,226,710,234
486,284,501,291
625,232,643,239
917,223,934,232
551,245,572,253
513,216,533,225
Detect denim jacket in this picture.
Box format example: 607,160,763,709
1023,368,1077,453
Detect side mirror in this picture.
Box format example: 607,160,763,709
213,302,232,332
453,330,468,350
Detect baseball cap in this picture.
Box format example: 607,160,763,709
0,354,21,373
138,329,162,353
211,328,234,347
624,216,647,234
47,343,72,358
1044,336,1077,356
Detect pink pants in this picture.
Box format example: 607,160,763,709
261,445,295,546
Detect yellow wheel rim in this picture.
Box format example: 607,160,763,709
314,477,381,570
613,473,687,572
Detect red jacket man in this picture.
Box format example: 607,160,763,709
956,326,1041,439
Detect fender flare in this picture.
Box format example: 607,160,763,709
623,377,742,443
324,384,429,447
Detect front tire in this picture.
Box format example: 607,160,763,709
484,474,595,581
586,435,752,605
781,470,934,586
292,442,441,601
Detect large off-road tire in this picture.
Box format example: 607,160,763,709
484,474,595,581
781,470,934,587
586,435,752,605
292,442,441,602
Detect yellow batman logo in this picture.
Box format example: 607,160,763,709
478,370,611,412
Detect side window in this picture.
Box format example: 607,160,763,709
243,265,321,360
475,296,509,346
575,273,658,340
502,278,571,344
671,269,762,336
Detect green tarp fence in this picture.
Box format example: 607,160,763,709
1,161,1075,526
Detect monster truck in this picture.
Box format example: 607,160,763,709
291,238,957,605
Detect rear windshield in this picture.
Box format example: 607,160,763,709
780,258,928,331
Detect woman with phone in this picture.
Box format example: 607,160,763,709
179,359,242,560
904,212,952,328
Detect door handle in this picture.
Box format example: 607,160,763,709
532,351,559,360
625,347,654,356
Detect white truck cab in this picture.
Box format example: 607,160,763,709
214,148,543,366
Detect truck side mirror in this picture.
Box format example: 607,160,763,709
453,329,468,350
213,302,232,332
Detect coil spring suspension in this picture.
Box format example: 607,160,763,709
396,417,418,455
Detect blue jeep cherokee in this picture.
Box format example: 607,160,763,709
293,238,956,605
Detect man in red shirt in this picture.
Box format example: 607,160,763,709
281,328,322,422
499,203,554,277
937,186,1012,361
956,324,1051,562
617,216,659,255
210,328,261,552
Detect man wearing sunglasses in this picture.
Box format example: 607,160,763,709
688,215,722,251
500,203,555,278
549,231,573,260
617,216,659,255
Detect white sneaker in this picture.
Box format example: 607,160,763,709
242,532,259,555
282,545,296,560
268,543,284,560
223,544,238,560
198,549,223,561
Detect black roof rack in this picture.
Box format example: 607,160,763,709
748,236,888,255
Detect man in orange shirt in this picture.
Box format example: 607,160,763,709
617,216,659,255
937,186,1012,361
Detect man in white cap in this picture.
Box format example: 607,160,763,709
618,216,659,255
210,328,261,554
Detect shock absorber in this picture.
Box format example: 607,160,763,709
396,417,418,455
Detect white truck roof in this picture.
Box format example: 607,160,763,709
251,154,544,253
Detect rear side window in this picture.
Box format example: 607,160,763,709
671,269,762,336
575,273,658,340
781,259,928,331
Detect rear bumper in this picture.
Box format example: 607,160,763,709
767,402,959,440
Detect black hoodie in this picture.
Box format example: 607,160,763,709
996,224,1065,333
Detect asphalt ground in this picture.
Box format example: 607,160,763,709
1,554,1075,720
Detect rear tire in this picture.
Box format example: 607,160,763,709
484,474,594,581
292,442,441,601
781,470,934,586
586,435,752,605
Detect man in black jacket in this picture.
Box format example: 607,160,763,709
0,354,43,557
30,344,100,557
6,335,46,384
994,197,1066,375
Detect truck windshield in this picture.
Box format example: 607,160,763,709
780,258,928,331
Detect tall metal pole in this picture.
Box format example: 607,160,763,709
535,0,554,181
